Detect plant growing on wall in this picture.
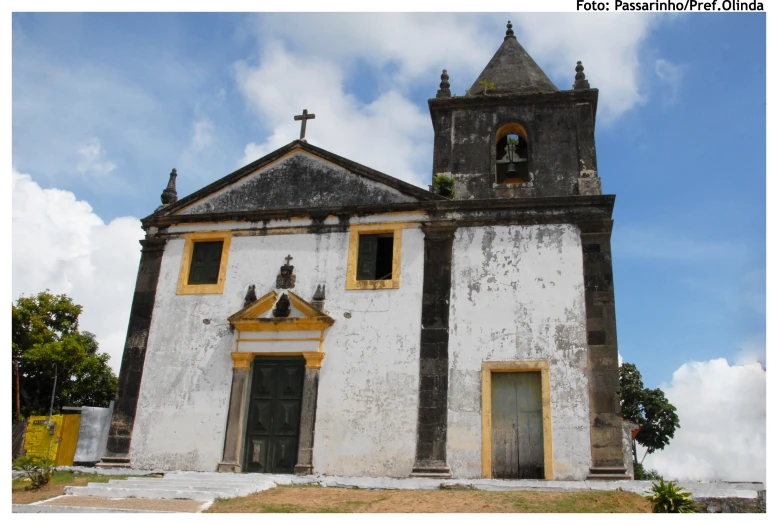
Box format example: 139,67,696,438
432,174,456,198
645,478,696,513
477,80,496,94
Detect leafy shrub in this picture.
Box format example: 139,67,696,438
432,174,456,198
13,455,56,490
645,478,696,513
634,462,661,480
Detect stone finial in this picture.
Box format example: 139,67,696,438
505,20,515,40
160,168,178,205
311,284,326,312
436,69,452,98
243,284,257,308
272,293,291,318
574,61,591,90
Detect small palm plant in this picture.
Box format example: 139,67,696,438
13,455,57,490
645,478,696,513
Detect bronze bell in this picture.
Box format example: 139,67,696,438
505,162,518,177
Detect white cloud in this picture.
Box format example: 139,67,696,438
252,13,491,89
654,58,686,103
513,13,664,122
642,357,766,482
190,117,215,153
735,338,766,369
76,137,116,177
251,13,668,123
12,170,144,372
235,42,430,186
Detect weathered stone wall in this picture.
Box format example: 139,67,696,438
621,419,639,479
130,226,425,476
181,153,417,215
447,224,592,480
694,495,764,513
429,92,598,200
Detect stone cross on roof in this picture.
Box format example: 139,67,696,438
285,254,293,265
294,109,316,141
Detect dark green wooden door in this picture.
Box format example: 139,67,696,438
491,372,544,479
243,357,305,473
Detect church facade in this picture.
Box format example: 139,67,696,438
98,24,629,481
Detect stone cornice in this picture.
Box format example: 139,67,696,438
142,194,615,231
428,88,599,120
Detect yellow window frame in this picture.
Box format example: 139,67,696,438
345,222,409,290
176,231,232,295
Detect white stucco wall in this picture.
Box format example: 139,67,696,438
131,226,425,476
447,224,592,480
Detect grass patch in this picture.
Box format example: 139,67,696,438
12,471,133,504
206,486,652,513
511,491,651,513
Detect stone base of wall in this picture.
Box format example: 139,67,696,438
694,491,766,513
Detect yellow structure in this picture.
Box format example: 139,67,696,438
23,414,81,466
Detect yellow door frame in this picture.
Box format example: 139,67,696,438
481,360,553,480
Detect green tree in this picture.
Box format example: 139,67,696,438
12,291,118,418
620,362,680,469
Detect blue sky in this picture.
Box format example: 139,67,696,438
11,12,767,481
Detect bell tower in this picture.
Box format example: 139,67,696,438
429,22,602,200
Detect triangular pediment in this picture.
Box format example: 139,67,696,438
228,290,335,332
159,141,442,217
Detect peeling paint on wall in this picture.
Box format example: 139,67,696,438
131,219,594,479
131,229,425,476
447,224,592,480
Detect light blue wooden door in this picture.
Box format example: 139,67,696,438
491,372,544,479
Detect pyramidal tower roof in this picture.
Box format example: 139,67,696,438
469,21,558,96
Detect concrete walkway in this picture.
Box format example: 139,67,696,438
12,468,766,513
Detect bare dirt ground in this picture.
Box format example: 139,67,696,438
206,485,652,513
39,495,205,513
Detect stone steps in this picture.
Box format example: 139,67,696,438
66,485,237,500
108,479,269,489
12,504,170,513
64,475,277,501
586,466,631,481
162,472,317,486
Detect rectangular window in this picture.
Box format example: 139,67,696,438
188,241,224,285
356,234,394,281
346,223,407,290
177,231,232,295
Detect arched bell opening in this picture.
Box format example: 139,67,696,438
495,123,530,184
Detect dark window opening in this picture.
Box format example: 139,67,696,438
356,234,394,281
188,240,224,285
496,133,529,184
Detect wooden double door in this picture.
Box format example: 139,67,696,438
243,357,305,473
491,371,545,479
